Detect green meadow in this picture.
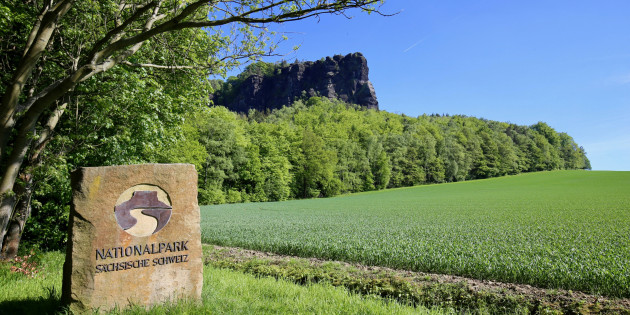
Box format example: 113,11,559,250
201,170,630,297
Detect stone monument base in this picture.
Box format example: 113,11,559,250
62,164,202,313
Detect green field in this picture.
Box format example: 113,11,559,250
201,170,630,297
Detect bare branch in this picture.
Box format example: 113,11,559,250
88,1,159,63
96,0,379,65
120,60,198,70
16,78,64,116
22,2,51,57
31,102,68,162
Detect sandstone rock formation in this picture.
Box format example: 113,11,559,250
211,52,379,113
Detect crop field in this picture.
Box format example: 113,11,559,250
200,171,630,297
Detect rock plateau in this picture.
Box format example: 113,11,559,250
211,52,379,113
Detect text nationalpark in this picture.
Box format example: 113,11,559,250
95,241,189,273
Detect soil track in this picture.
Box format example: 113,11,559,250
207,245,630,313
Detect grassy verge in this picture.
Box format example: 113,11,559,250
0,251,444,314
205,245,630,314
0,250,64,313
200,171,630,297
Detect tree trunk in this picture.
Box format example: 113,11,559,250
0,4,75,242
0,117,39,251
0,195,16,258
0,0,153,247
0,102,66,253
0,172,32,259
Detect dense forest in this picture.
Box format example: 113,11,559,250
164,97,590,204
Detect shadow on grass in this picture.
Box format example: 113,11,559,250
0,287,66,315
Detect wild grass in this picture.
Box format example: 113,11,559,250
0,251,444,314
0,250,64,313
200,170,630,297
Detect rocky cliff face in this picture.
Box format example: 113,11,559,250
211,52,379,112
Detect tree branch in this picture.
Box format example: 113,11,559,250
31,102,68,162
94,0,378,69
120,61,198,70
0,0,73,162
22,2,50,57
15,0,167,122
87,1,158,63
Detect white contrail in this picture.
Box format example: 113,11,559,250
403,38,428,53
402,14,466,53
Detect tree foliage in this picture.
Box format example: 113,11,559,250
0,0,385,258
163,97,590,206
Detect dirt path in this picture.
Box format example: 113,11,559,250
206,245,630,313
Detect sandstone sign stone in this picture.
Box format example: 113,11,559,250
62,164,202,313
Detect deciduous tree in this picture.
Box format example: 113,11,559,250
0,0,384,258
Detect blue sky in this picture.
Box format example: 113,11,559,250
237,1,630,171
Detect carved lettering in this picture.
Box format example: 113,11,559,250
134,245,142,256
95,258,151,273
93,240,190,273
96,248,107,260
